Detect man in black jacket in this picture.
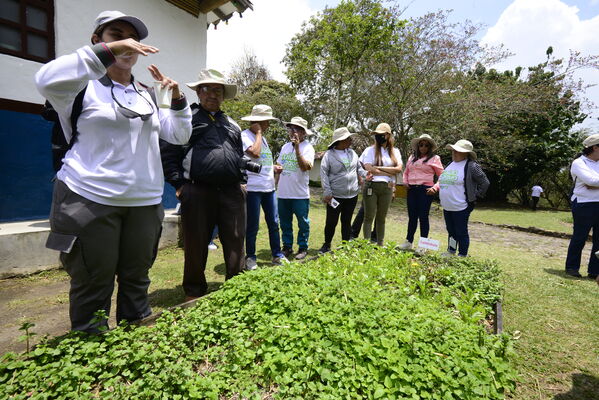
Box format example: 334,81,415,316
161,69,246,301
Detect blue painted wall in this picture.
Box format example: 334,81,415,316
0,109,178,222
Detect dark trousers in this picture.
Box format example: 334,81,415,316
406,185,433,243
531,196,540,210
324,196,358,246
350,203,377,241
443,204,474,256
180,182,246,297
565,200,599,274
48,180,162,332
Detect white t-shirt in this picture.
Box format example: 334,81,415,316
360,146,403,183
277,141,315,199
439,160,468,211
531,185,543,197
241,129,275,192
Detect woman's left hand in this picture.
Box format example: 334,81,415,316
426,187,437,195
148,64,181,100
323,195,333,204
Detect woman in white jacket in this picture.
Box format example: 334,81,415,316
319,127,364,253
35,11,192,332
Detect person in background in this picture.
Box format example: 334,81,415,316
531,184,543,211
360,123,403,246
208,226,218,251
161,69,245,302
240,105,287,269
275,117,315,260
35,11,192,332
564,133,599,279
398,134,444,250
319,127,364,253
428,140,489,257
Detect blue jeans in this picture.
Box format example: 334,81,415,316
406,185,433,243
246,191,283,260
278,198,310,250
443,204,474,256
565,200,599,274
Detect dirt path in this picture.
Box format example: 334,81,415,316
0,211,582,355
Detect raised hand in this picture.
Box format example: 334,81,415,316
106,38,159,57
148,64,181,100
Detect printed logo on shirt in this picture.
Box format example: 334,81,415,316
280,152,299,174
260,146,273,167
439,170,458,186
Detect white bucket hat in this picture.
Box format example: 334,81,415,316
328,127,355,148
241,105,279,122
446,139,476,160
583,133,599,148
93,11,148,40
284,116,313,136
186,69,237,99
410,134,438,152
371,123,392,135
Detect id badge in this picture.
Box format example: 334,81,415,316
367,187,373,196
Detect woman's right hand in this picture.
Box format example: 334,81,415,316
426,187,437,195
106,38,159,57
323,195,333,204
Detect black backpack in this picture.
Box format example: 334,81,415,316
41,86,87,172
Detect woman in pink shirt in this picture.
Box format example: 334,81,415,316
398,134,444,250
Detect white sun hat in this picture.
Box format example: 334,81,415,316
241,105,279,122
185,69,237,99
446,139,477,160
328,127,355,148
284,116,314,136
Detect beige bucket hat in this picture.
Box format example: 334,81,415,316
241,105,279,122
186,69,237,99
371,123,392,135
411,134,438,152
583,133,599,148
328,127,355,148
284,116,314,136
446,139,476,160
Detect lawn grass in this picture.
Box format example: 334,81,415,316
469,205,573,234
3,195,597,399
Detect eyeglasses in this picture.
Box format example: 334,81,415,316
198,85,225,96
111,83,154,121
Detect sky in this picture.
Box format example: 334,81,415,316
207,0,599,129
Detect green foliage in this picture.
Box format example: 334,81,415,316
0,242,516,399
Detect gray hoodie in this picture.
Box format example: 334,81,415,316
320,148,365,199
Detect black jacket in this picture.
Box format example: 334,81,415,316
161,104,246,189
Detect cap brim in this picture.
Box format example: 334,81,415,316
100,15,148,40
185,81,238,99
411,137,437,152
328,132,354,148
241,116,279,122
446,144,476,159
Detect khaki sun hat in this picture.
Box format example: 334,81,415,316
93,11,148,40
410,134,438,152
446,139,476,160
186,69,237,99
371,123,392,135
284,116,314,136
583,133,599,148
241,105,279,122
328,127,355,148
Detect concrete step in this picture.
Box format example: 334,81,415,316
0,209,180,278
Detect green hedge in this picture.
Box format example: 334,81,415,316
1,241,516,399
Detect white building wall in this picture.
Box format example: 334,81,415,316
1,0,207,104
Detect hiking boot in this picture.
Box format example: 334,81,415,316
272,256,289,265
565,269,582,278
295,249,308,260
318,244,331,254
245,257,258,271
282,247,293,258
397,241,412,250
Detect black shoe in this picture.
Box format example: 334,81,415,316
282,247,293,258
588,274,598,280
318,244,331,254
565,269,583,278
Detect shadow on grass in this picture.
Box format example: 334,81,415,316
554,373,599,400
543,268,587,280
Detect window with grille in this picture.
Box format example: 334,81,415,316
0,0,54,62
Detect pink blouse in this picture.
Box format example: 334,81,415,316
402,154,444,186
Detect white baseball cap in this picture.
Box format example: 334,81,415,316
93,10,148,40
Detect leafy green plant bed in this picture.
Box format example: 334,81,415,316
0,241,516,399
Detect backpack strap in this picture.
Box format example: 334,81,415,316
68,86,87,148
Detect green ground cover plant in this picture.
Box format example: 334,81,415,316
0,242,515,399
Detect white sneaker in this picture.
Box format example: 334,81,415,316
208,242,218,250
245,257,258,271
272,256,289,265
398,241,412,250
441,251,456,257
